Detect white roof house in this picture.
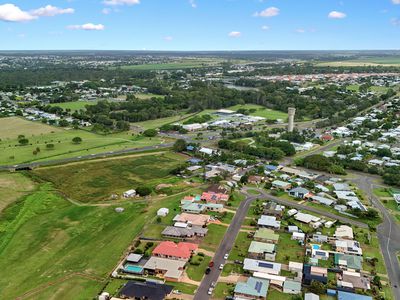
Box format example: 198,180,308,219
334,225,354,240
199,147,215,155
257,215,281,229
243,258,282,275
123,189,136,198
157,208,169,217
294,212,321,224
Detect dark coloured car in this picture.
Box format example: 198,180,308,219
205,267,211,274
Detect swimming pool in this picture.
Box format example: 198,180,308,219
124,264,144,274
312,244,321,250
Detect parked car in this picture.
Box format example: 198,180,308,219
205,267,211,274
219,264,224,270
209,261,214,268
224,253,229,260
211,282,216,288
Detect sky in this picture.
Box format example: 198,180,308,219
1,0,400,50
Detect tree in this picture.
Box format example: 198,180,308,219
58,119,69,127
143,129,158,137
136,186,152,196
46,143,55,150
309,280,326,294
173,139,187,152
72,136,82,144
18,138,29,146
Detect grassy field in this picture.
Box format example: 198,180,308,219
0,117,62,139
115,58,224,70
186,254,212,282
227,104,288,120
134,93,165,100
213,282,235,299
200,224,227,252
0,183,149,299
0,172,35,212
316,57,400,67
33,152,186,203
229,231,252,261
49,101,97,112
275,232,305,263
132,113,193,130
0,119,165,165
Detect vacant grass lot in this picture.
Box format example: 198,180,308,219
275,232,305,263
132,113,193,130
213,282,235,299
49,101,97,112
33,152,186,203
227,104,288,120
0,184,149,299
116,58,224,70
0,121,165,165
0,172,35,212
186,254,212,282
229,231,252,261
200,224,227,252
0,117,62,139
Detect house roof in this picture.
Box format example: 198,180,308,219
173,213,210,226
243,258,282,274
201,192,229,202
248,241,275,254
152,241,198,259
337,291,372,300
143,257,186,279
234,277,269,298
162,226,208,237
119,281,173,300
257,215,281,228
283,280,302,292
289,187,310,194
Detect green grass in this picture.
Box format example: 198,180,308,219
226,104,288,120
221,263,244,276
0,183,149,299
267,289,294,300
134,93,165,100
0,172,35,212
275,232,305,263
103,279,129,297
186,254,212,282
33,152,186,203
229,231,252,261
0,116,63,139
132,113,194,130
228,192,246,208
200,224,227,252
0,124,165,165
373,188,392,198
49,101,97,112
213,282,235,299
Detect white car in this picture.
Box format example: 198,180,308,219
219,263,224,270
224,253,229,260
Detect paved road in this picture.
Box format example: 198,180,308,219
242,187,369,229
349,174,400,300
193,194,257,300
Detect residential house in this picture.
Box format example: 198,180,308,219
248,241,276,261
119,281,173,300
161,226,208,239
338,271,371,291
152,241,198,261
311,248,329,261
305,293,320,300
303,265,328,285
263,202,284,219
157,208,169,217
123,189,136,198
243,258,282,275
334,225,354,240
254,228,279,244
257,215,281,229
173,213,210,226
234,277,269,300
201,192,229,204
271,180,292,190
248,175,264,184
288,261,303,274
283,280,302,294
143,257,186,281
292,231,305,241
335,240,363,255
337,291,372,300
289,187,310,199
294,212,321,224
334,253,363,271
312,234,328,243
311,195,335,206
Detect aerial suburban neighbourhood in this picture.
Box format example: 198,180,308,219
1,1,400,300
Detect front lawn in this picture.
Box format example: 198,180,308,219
213,283,235,299
229,231,252,261
200,224,227,252
186,254,212,282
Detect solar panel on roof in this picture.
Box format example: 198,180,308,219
315,251,326,256
255,281,262,293
258,262,273,268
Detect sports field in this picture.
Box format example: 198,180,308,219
49,101,97,112
227,104,288,120
0,117,166,165
33,152,186,203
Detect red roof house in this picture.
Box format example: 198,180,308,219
152,241,198,261
201,192,229,204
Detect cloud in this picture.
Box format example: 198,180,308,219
31,5,74,17
164,36,173,41
228,31,241,38
261,25,270,31
103,0,140,5
189,0,197,8
328,11,346,19
0,4,74,22
0,4,37,22
392,0,400,4
295,28,305,33
102,8,112,14
68,23,105,30
254,7,280,17
391,17,400,26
